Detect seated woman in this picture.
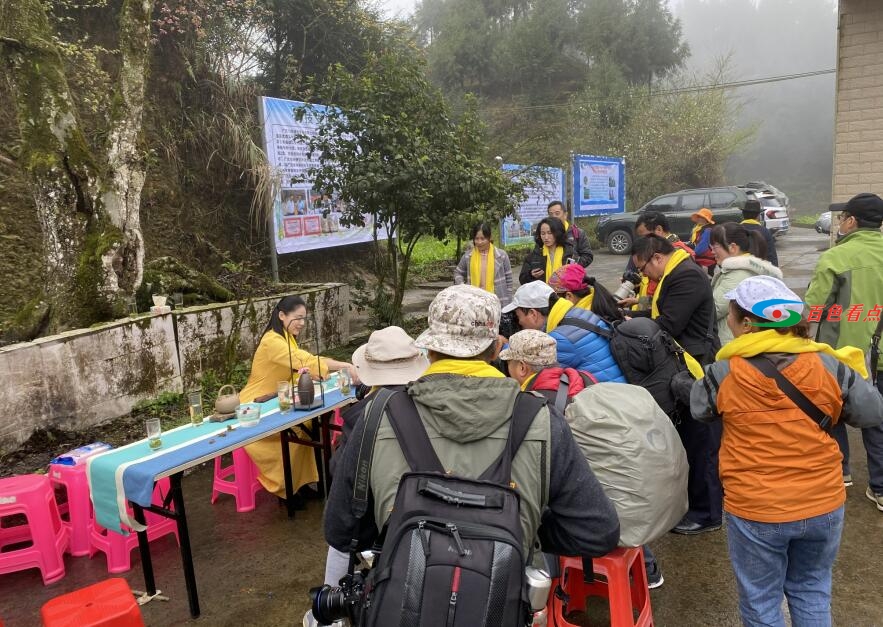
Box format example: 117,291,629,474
453,222,514,307
518,217,575,285
691,276,883,626
240,295,355,499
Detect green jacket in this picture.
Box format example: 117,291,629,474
805,229,883,370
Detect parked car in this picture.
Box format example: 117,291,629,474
596,186,748,255
815,211,832,234
750,192,789,238
741,181,790,209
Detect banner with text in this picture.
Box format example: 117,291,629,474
500,165,566,247
572,154,625,217
259,97,386,254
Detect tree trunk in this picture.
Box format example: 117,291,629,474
1,0,150,331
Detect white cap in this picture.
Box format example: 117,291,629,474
724,275,804,321
502,281,555,313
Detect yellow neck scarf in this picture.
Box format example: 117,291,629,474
716,329,868,378
423,358,505,378
574,292,594,310
543,246,564,280
650,248,692,319
741,219,761,226
469,244,495,293
520,373,537,391
545,298,573,332
690,224,703,244
562,220,570,232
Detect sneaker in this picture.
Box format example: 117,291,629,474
843,474,854,487
866,487,883,511
647,566,664,590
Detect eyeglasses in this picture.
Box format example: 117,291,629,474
637,255,656,275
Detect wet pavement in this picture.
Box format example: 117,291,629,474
4,229,883,626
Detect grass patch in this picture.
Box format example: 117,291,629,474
793,214,821,227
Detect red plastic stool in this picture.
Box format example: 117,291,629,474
40,577,144,627
211,447,264,512
0,474,69,585
48,463,94,557
89,478,179,574
550,547,654,627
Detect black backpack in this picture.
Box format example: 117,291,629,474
559,315,690,416
352,388,545,627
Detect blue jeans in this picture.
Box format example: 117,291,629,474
726,507,844,627
832,375,883,492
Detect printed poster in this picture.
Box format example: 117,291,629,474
500,165,566,247
259,97,387,254
572,154,626,217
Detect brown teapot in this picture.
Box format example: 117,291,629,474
214,384,240,415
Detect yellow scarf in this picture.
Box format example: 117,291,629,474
545,298,573,333
543,246,564,281
574,292,594,311
690,224,703,244
716,329,868,378
520,373,537,391
562,220,570,232
469,244,495,293
422,358,505,378
650,248,692,319
741,219,762,226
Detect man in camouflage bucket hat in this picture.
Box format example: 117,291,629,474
324,287,620,593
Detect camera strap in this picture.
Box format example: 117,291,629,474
351,387,400,520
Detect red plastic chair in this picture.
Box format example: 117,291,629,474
41,577,144,627
549,547,654,627
0,474,69,585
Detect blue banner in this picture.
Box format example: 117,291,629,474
500,165,566,247
572,154,625,217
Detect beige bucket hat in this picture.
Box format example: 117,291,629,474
352,326,429,386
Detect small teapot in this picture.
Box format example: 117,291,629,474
214,384,240,415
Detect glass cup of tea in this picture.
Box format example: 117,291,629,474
188,391,204,427
339,369,352,395
277,381,293,412
146,418,162,450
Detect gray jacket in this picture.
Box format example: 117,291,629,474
454,246,514,307
324,374,620,558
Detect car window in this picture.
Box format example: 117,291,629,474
645,195,678,212
708,192,736,208
679,193,706,212
758,197,782,207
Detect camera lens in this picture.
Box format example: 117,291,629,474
309,585,349,625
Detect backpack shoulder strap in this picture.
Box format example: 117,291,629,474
384,390,446,473
351,387,399,519
559,315,614,339
554,371,570,413
479,393,546,485
746,356,833,433
870,317,883,385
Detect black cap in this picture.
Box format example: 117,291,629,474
835,193,883,227
742,199,762,215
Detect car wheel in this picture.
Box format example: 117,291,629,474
815,224,822,233
606,229,633,255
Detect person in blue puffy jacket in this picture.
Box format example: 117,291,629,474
503,279,626,383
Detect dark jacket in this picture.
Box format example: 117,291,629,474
566,224,594,267
741,221,779,267
323,375,620,558
636,256,718,361
519,241,576,285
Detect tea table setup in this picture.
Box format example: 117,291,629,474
86,384,354,618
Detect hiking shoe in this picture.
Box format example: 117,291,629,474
671,517,722,535
866,487,883,512
647,566,664,590
843,474,854,487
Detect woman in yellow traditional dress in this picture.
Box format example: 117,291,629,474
240,295,355,498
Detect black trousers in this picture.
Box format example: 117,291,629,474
677,416,723,526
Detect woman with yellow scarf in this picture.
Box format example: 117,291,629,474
453,223,513,307
691,275,883,627
518,217,576,286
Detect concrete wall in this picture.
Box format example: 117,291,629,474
0,284,349,456
833,0,883,201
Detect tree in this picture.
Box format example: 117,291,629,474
298,48,523,325
1,0,151,331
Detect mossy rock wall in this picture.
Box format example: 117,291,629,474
0,283,349,456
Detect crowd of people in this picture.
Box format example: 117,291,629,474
237,193,883,627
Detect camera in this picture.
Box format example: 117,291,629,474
309,571,367,626
614,271,642,301
499,310,521,340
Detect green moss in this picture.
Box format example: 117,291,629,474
73,221,124,325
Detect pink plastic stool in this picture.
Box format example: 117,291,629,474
89,478,179,574
0,474,69,585
211,447,264,513
48,463,93,557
